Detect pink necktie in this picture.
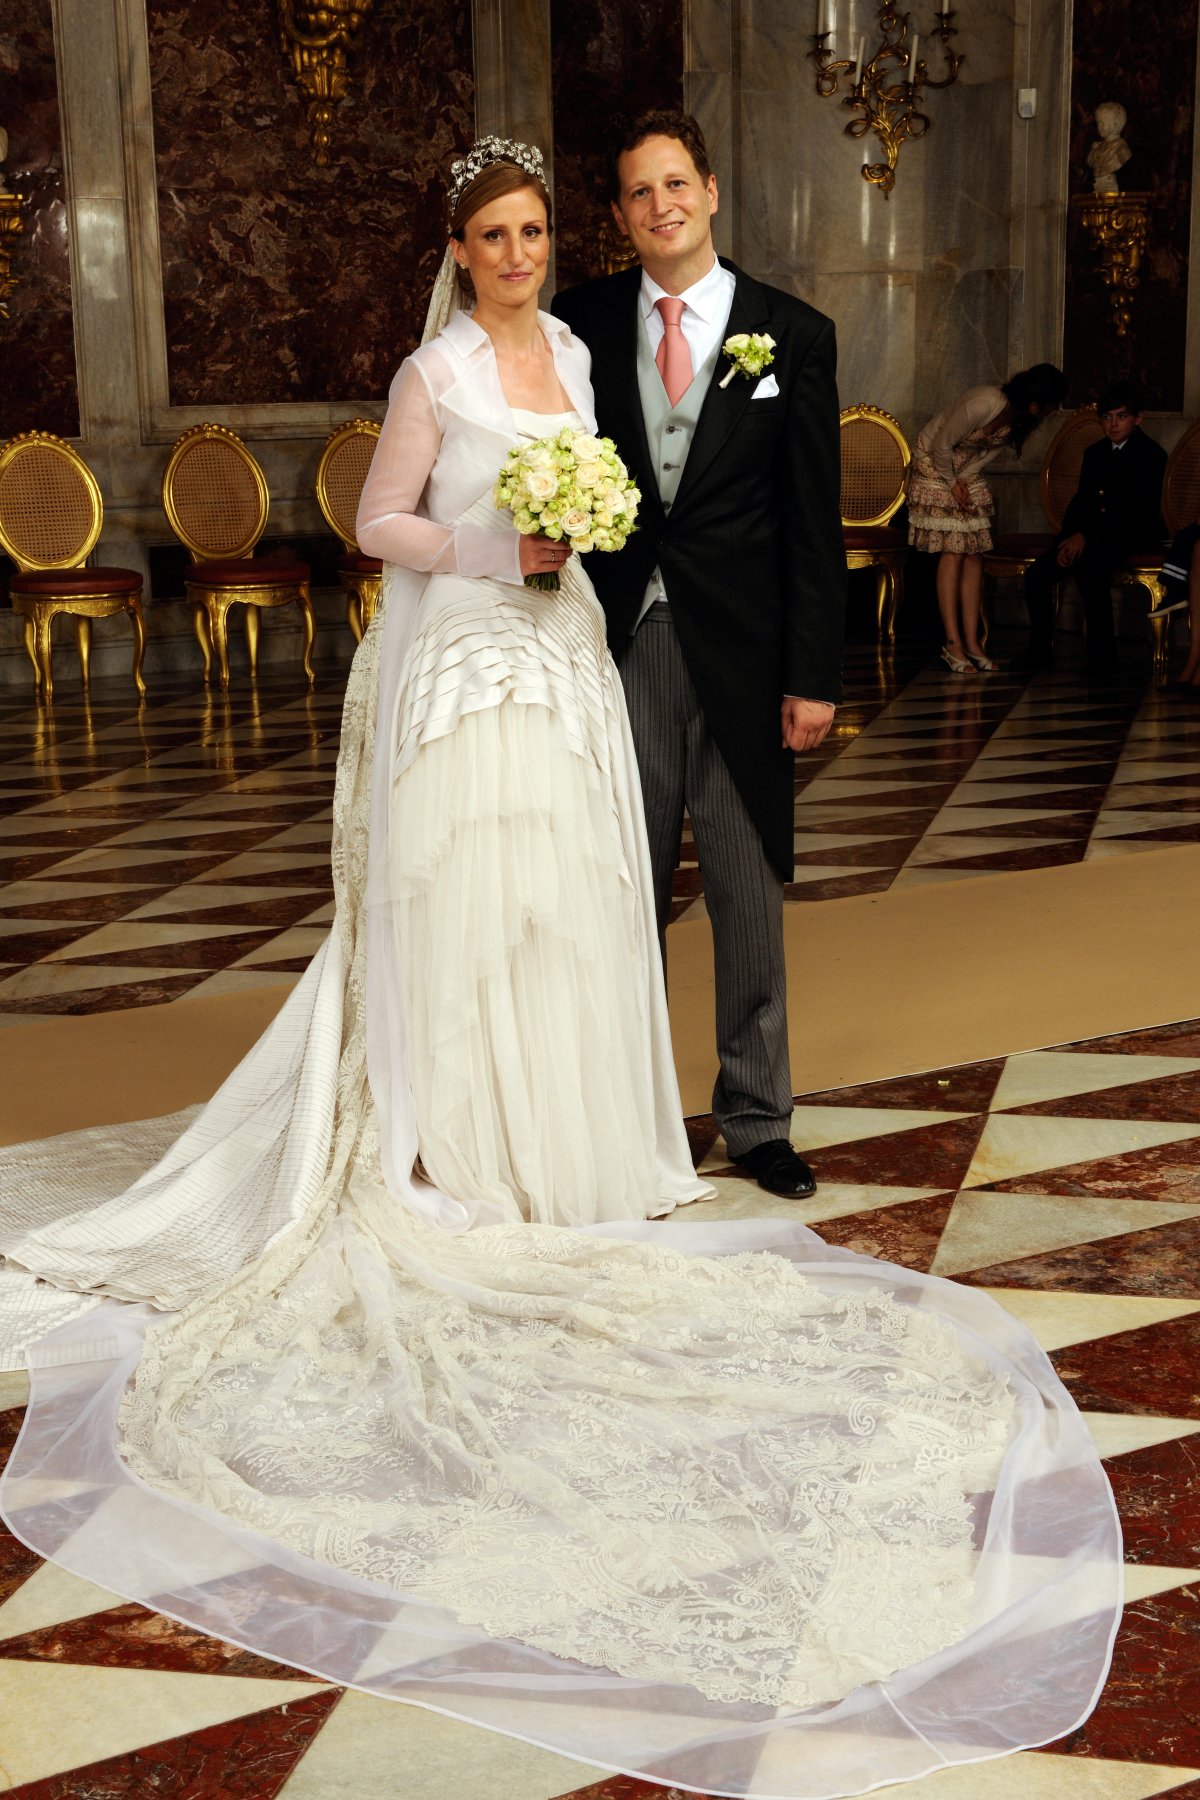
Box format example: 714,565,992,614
655,296,693,407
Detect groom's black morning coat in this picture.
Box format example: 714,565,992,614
552,260,846,880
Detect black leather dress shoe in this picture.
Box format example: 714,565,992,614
731,1139,817,1198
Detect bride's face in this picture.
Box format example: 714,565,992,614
454,188,550,313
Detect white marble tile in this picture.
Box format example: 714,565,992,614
275,1688,600,1800
975,1288,1200,1353
1082,1410,1200,1461
185,969,303,999
1123,1564,1200,1605
129,883,315,918
875,1752,1200,1799
962,1115,1200,1189
0,1558,123,1643
0,962,184,1001
0,1367,29,1407
232,927,329,966
0,1661,330,1788
785,1103,969,1153
931,1189,1200,1276
44,921,257,961
991,1050,1200,1111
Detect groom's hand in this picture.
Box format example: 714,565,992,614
781,697,834,753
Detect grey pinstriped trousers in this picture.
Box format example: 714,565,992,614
619,606,793,1155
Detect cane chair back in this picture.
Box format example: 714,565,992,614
1163,418,1200,536
839,405,909,528
316,419,380,552
0,432,104,571
1040,407,1105,531
162,424,269,562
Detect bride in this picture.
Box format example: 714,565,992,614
0,140,1119,1799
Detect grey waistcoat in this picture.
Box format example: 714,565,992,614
633,309,723,623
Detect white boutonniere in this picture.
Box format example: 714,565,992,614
719,332,776,389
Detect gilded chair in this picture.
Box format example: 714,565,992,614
315,418,382,643
1114,416,1200,680
0,431,146,702
839,404,909,638
162,423,314,689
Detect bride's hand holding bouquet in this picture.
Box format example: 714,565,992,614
495,428,641,591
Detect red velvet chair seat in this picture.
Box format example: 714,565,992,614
988,532,1054,558
189,558,310,585
843,526,905,552
339,551,383,575
12,566,142,597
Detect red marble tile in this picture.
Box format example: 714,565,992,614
0,889,172,922
4,1686,343,1799
0,1408,42,1609
0,974,209,1016
1057,1022,1200,1058
792,837,919,867
1104,1437,1200,1566
1051,1314,1200,1417
684,1112,719,1168
803,1113,988,1190
51,932,280,971
31,856,233,888
961,786,1113,811
1046,1585,1200,1766
237,956,313,974
1104,823,1200,844
145,896,330,929
920,843,1085,872
968,763,1117,785
810,1194,956,1272
790,809,943,835
957,1214,1200,1299
796,1060,1006,1113
980,1139,1200,1204
784,871,899,901
1009,1071,1200,1122
0,925,106,962
0,1600,312,1678
942,813,1097,840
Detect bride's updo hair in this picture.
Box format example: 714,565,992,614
449,159,553,304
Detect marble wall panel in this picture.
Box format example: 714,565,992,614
146,0,473,408
1064,0,1197,411
1,0,80,438
549,0,683,292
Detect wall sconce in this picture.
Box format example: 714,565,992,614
808,1,963,196
278,0,375,166
0,128,24,320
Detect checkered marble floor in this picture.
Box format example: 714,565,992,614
2,654,1196,1010
2,1020,1199,1796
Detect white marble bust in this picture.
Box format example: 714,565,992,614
1087,102,1132,196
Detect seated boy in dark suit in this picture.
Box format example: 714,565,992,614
1024,381,1167,675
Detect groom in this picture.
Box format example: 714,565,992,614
553,111,846,1198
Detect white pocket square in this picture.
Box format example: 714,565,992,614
751,374,780,399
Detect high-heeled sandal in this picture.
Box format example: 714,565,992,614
967,651,1002,672
940,644,977,674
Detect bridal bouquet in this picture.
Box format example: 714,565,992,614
494,428,641,591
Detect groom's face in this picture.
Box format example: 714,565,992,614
612,135,718,283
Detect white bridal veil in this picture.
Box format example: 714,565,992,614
0,197,1122,1800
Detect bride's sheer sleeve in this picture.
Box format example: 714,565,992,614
356,358,524,586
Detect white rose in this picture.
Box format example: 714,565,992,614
575,460,606,490
569,533,595,553
522,468,558,501
600,485,626,515
561,505,592,535
571,434,606,459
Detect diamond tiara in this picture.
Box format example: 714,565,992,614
448,137,546,210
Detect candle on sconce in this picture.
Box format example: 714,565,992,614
909,32,919,74
853,33,866,83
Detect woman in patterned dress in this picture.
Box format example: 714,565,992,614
907,364,1067,673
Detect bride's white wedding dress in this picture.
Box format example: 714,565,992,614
0,312,1119,1799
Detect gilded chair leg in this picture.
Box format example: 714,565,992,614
208,599,232,690
33,606,54,703
346,589,363,645
298,585,316,688
21,616,40,692
74,617,93,691
130,599,148,698
889,564,904,638
244,604,260,679
193,604,213,683
1147,590,1169,685
873,565,890,640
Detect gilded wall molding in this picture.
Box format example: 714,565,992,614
277,0,375,166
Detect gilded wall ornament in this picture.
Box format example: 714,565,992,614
1071,192,1151,339
278,0,375,166
807,1,962,196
